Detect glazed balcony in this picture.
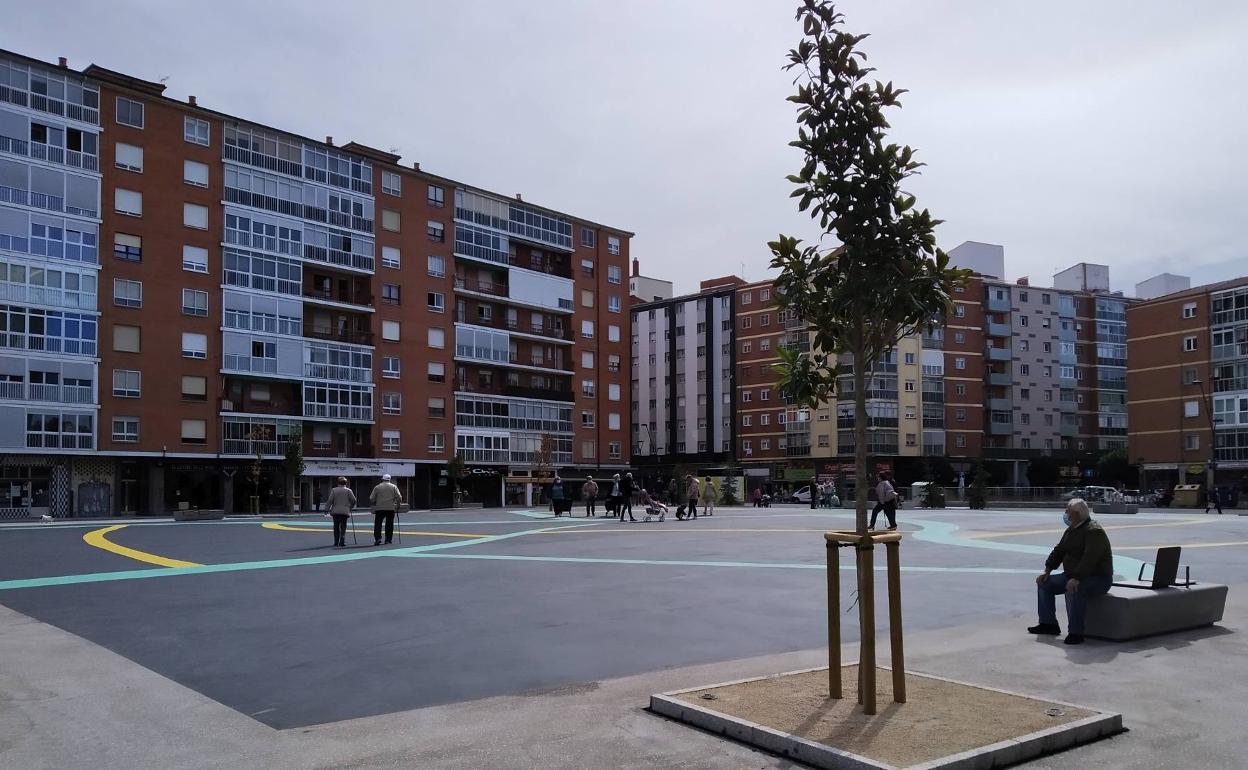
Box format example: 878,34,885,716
453,376,574,403
302,322,374,347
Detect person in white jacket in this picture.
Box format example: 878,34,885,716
869,471,898,530
369,474,403,546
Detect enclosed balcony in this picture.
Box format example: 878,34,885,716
986,321,1011,337
988,397,1012,412
453,370,574,402
303,268,373,309
986,345,1011,362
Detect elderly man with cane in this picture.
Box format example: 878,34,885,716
370,473,403,546
326,476,356,547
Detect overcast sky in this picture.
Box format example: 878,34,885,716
9,1,1247,295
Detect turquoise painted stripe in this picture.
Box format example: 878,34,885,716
395,552,1035,574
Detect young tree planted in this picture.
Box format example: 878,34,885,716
967,461,990,510
771,0,968,534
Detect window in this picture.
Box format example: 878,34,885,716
1186,434,1200,451
582,440,597,459
607,236,620,255
954,304,966,318
112,369,141,398
904,352,916,364
609,441,621,459
581,320,594,338
608,383,621,401
1182,302,1197,319
1018,339,1029,352
428,432,446,453
760,313,771,327
115,142,143,172
742,414,752,427
608,354,620,372
1042,293,1051,305
381,171,401,197
760,439,771,451
382,430,400,453
608,295,621,313
177,244,208,274
1021,438,1032,449
581,289,594,308
116,97,144,128
181,419,206,445
181,332,207,359
1043,365,1052,377
1184,400,1200,418
1183,367,1199,385
954,383,966,396
115,189,142,217
742,341,752,354
114,233,142,261
112,325,141,353
608,325,621,342
1019,364,1030,376
427,254,445,277
426,291,444,312
743,440,753,453
1020,388,1030,401
954,331,965,344
183,159,209,187
379,246,401,270
184,116,210,146
1043,390,1053,402
113,278,142,308
183,203,208,229
581,411,596,427
742,317,752,329
427,396,446,418
582,379,596,396
582,351,594,369
111,417,139,443
1184,336,1198,352
608,265,622,284
380,209,400,232
904,406,916,419
182,288,208,317
382,357,401,378
381,392,402,415
954,434,967,448
954,357,966,370
581,258,595,277
740,292,752,305
742,390,752,402
427,221,444,241
181,376,206,400
760,388,770,401
1041,317,1051,329
905,433,917,447
382,283,401,305
904,380,915,392
1042,342,1052,353
760,413,770,426
427,326,445,348
427,361,445,382
427,184,444,207
1019,291,1028,303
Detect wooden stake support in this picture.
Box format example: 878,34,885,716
824,530,905,715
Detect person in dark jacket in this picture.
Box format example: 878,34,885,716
325,477,356,547
620,473,637,522
1029,498,1114,645
1205,487,1223,514
550,477,567,516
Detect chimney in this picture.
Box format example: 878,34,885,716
325,136,333,146
632,258,640,277
515,193,523,202
188,95,197,106
58,57,68,68
412,162,420,170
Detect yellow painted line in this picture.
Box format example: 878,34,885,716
261,522,484,539
1116,541,1248,551
965,519,1213,540
82,525,201,568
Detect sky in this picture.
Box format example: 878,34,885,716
8,1,1247,296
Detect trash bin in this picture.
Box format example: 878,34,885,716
1172,484,1202,508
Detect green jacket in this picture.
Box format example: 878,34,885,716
1045,519,1114,579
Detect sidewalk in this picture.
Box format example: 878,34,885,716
2,588,1243,769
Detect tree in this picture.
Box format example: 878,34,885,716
1096,448,1134,487
446,453,466,507
283,427,305,511
531,434,558,489
720,463,741,506
771,0,968,534
1026,455,1061,488
967,461,989,510
920,456,945,508
245,424,271,515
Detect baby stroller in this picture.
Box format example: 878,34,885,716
640,493,667,522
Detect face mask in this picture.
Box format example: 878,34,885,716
1062,512,1072,526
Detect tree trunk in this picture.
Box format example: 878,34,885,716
853,329,868,534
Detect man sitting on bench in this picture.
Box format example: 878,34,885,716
1029,498,1115,646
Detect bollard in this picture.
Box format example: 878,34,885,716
886,540,906,703
827,542,841,698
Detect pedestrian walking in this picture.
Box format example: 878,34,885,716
1206,487,1223,514
326,476,355,547
608,473,622,517
369,474,403,546
620,472,637,522
584,476,599,517
869,471,898,530
752,487,762,508
685,474,700,520
702,476,716,516
550,476,568,517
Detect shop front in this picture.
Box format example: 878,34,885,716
303,459,417,512
0,462,51,519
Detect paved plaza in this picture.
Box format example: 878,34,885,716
1,504,1245,768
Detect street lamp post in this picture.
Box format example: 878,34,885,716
1192,378,1219,494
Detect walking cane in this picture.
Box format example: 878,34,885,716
395,507,402,544
349,511,358,545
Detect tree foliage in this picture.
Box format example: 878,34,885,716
1096,448,1135,487
1026,455,1061,488
770,0,968,532
967,461,990,510
920,456,945,508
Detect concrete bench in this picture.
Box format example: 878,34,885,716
1092,501,1139,515
1084,583,1228,641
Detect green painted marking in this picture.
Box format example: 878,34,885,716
396,552,1035,574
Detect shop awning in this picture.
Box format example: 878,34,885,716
304,460,416,478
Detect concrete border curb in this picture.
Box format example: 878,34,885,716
649,666,1123,770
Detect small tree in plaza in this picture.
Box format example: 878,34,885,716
446,453,466,507
920,456,945,509
720,463,742,506
283,427,305,512
967,460,990,510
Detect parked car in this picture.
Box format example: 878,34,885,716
789,486,813,503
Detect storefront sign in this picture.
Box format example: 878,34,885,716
1186,464,1206,475
780,468,815,481
465,467,502,477
305,460,416,477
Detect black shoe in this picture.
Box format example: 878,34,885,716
374,540,382,546
385,539,392,544
1064,634,1085,645
1028,623,1061,636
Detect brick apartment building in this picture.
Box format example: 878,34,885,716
0,49,631,517
1128,276,1248,495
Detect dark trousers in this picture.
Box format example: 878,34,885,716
1037,572,1112,635
621,495,633,519
1206,497,1222,514
332,514,349,544
688,496,698,518
374,510,394,543
586,495,596,516
869,500,897,529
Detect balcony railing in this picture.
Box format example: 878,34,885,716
986,321,1011,337
12,383,94,404
303,285,373,307
0,134,99,172
0,282,97,311
455,311,571,341
454,276,508,297
303,403,374,422
453,377,574,402
302,324,374,346
303,361,373,384
986,346,1011,362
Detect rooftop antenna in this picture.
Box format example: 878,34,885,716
389,146,400,155
160,76,169,84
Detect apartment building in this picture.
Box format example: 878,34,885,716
0,49,630,517
629,278,737,485
1128,276,1248,493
